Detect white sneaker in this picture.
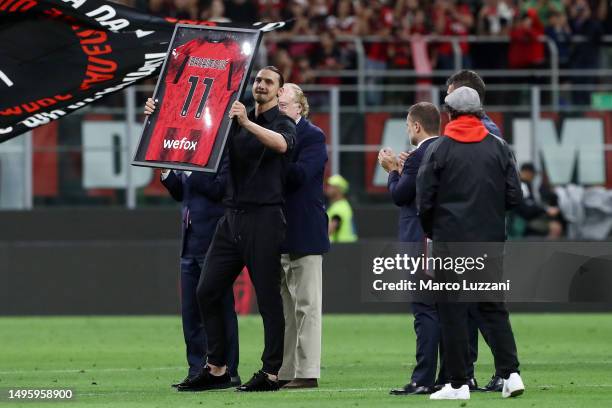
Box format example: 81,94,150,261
430,383,470,400
502,372,525,398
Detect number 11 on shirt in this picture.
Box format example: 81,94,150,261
181,76,214,118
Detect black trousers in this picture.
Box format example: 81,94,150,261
196,207,286,375
467,304,492,379
437,301,520,387
180,256,239,377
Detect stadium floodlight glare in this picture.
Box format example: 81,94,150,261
241,41,253,55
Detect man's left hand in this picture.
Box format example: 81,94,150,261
229,101,249,127
378,148,399,173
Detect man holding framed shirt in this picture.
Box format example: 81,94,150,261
144,65,295,393
186,65,295,392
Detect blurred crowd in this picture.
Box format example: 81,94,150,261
114,0,612,88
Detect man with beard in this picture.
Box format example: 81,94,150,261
179,66,296,392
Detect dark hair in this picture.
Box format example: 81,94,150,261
408,102,441,135
446,70,486,104
445,105,484,120
260,65,284,87
520,162,536,173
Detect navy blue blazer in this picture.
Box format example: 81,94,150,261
161,157,229,258
281,117,330,255
482,113,502,137
387,137,438,242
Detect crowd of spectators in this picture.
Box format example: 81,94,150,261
118,0,612,105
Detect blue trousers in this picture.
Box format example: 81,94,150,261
410,302,443,386
181,256,239,377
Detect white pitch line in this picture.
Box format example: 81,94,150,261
281,385,612,392
284,387,387,393
0,366,183,375
537,384,612,388
77,388,389,396
1,360,610,376
340,360,612,368
59,384,612,398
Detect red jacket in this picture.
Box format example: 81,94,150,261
508,9,545,68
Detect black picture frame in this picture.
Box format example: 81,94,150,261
132,24,263,173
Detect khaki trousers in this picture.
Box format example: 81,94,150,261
278,254,323,380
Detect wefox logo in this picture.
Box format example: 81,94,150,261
163,138,197,151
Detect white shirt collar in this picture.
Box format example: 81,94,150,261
416,135,439,149
295,116,302,125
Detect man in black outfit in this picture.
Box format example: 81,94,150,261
445,69,505,392
179,66,296,392
418,86,525,400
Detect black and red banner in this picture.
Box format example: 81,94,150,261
0,0,287,142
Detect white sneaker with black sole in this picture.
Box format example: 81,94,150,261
502,373,525,398
430,383,470,400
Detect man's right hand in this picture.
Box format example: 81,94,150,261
144,98,157,115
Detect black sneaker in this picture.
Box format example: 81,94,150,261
172,375,194,388
236,370,280,392
483,375,504,392
468,377,479,391
177,368,232,392
389,382,431,395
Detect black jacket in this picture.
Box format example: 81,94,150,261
416,115,522,242
161,156,228,257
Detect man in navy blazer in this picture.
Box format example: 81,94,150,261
277,83,330,389
378,102,443,395
160,158,240,389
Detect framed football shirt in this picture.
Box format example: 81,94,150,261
133,24,262,173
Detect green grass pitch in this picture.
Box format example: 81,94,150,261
1,314,611,407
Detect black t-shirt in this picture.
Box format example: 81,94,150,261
224,105,296,208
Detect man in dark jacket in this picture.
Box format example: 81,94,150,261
446,69,506,391
160,164,240,388
418,86,525,400
277,83,330,389
513,162,563,238
144,99,240,389
446,70,501,139
378,102,444,395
